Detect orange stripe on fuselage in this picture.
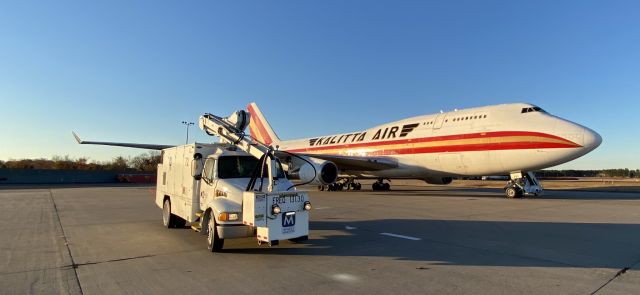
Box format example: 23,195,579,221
286,131,581,156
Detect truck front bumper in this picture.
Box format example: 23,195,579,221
217,224,254,239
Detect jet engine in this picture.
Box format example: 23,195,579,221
423,177,453,185
286,156,338,185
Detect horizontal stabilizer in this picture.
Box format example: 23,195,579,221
72,131,174,150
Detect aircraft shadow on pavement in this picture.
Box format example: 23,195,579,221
223,219,640,269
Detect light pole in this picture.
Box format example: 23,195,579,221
181,121,194,144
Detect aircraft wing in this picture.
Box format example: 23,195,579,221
278,151,398,171
72,132,174,150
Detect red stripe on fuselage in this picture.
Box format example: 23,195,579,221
247,104,273,145
286,131,580,155
361,141,578,156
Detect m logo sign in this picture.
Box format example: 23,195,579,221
282,212,295,227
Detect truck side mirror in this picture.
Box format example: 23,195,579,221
191,153,203,180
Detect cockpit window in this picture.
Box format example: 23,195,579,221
521,107,546,114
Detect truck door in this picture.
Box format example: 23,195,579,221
200,158,217,205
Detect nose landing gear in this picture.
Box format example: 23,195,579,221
504,172,543,198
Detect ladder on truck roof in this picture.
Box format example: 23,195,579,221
198,111,279,193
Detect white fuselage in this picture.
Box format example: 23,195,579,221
279,103,601,179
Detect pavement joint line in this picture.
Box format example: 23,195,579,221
590,257,640,295
49,189,84,295
72,254,156,267
0,266,66,276
380,232,421,241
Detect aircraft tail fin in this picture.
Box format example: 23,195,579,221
247,102,281,146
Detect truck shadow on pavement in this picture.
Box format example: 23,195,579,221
223,219,640,269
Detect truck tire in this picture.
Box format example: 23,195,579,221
207,211,224,252
288,235,309,243
162,199,178,228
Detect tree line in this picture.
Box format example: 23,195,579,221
1,154,638,178
536,169,640,178
0,152,161,172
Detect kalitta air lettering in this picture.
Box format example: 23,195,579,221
308,132,367,147
372,123,419,140
307,123,419,146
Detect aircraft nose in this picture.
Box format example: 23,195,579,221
582,127,602,151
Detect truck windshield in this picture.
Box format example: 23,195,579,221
217,156,285,179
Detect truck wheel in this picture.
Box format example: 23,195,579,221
162,199,177,228
207,211,224,252
288,235,309,243
505,187,519,199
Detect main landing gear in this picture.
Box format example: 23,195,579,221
504,171,543,198
318,178,362,191
372,178,390,191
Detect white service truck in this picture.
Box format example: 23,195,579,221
156,111,312,251
157,142,311,251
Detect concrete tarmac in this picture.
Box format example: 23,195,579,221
1,185,639,294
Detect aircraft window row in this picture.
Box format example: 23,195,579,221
449,114,488,122
521,107,546,113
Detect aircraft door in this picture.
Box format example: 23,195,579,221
433,114,447,129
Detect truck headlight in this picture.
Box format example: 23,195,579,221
303,201,312,211
219,212,239,221
272,204,281,215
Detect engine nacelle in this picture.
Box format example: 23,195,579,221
287,157,338,185
423,177,453,185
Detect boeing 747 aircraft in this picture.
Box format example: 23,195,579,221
246,102,601,197
74,102,601,198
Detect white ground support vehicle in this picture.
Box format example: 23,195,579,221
503,171,543,198
157,143,311,251
156,111,313,251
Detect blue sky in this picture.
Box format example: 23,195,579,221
0,1,638,169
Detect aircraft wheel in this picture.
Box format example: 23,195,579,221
355,183,362,190
505,187,519,199
318,185,325,191
382,183,390,191
207,211,224,252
